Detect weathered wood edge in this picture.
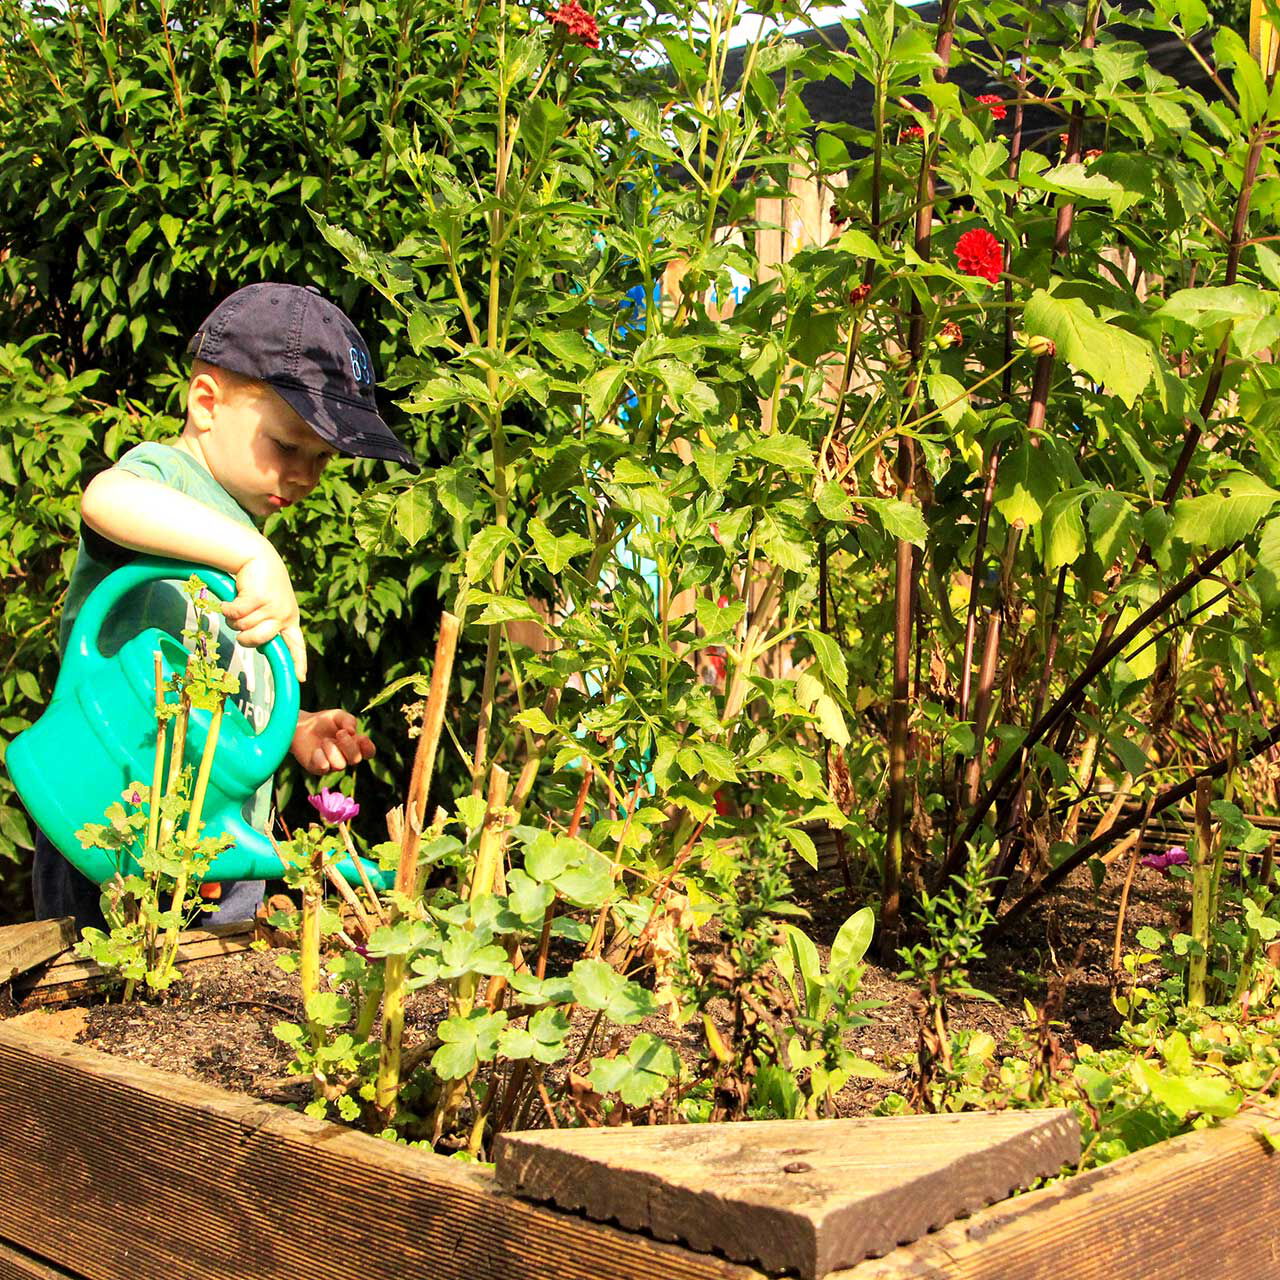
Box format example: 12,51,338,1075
0,1023,758,1280
495,1110,1081,1278
13,921,254,1005
3,1019,1276,1280
847,1100,1280,1279
0,1238,82,1280
0,919,75,985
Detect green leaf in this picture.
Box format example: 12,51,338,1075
807,629,848,690
1023,290,1153,407
588,1033,679,1106
394,486,433,547
529,517,593,573
693,445,734,490
469,593,542,625
830,906,874,977
995,440,1059,527
860,497,927,547
569,958,656,1023
1163,286,1280,358
432,1009,507,1080
465,526,517,583
1088,491,1135,565
745,432,814,472
1172,473,1279,549
783,826,818,868
1043,488,1087,570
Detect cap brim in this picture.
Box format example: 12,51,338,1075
270,381,420,473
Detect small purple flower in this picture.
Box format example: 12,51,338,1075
1141,845,1189,874
308,787,360,825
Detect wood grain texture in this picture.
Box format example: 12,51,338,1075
0,1239,81,1280
0,1024,756,1280
495,1110,1080,1278
0,920,75,985
13,921,253,1006
847,1100,1280,1279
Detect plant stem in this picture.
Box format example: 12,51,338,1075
993,717,1280,937
1189,777,1214,1008
946,543,1240,873
157,696,223,981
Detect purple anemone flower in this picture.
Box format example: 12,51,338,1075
308,787,360,825
1141,845,1189,874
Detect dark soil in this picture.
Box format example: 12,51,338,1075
4,857,1186,1121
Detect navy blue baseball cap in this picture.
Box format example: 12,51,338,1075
186,283,418,472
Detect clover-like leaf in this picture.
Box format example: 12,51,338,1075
569,958,656,1024
588,1034,680,1106
431,1009,508,1081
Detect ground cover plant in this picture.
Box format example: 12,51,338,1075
9,0,1280,1183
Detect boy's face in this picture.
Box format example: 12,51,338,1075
188,370,337,519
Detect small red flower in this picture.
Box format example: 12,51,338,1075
1084,148,1102,161
829,204,849,227
848,283,871,306
899,125,926,143
954,228,1003,284
976,94,1007,120
548,0,599,48
1058,132,1071,151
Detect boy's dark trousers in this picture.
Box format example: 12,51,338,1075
32,827,265,933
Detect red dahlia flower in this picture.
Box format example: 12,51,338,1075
975,94,1007,120
954,228,1003,284
548,0,600,48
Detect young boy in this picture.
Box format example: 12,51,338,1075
32,282,418,930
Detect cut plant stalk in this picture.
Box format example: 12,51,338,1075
396,611,460,898
375,614,460,1124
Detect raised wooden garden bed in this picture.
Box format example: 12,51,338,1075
0,1021,1277,1280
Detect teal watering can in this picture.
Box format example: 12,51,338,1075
7,557,387,889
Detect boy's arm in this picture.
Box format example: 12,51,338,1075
80,468,308,680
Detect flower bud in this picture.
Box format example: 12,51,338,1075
1023,333,1056,358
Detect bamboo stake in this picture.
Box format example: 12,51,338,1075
374,616,460,1125
396,612,460,897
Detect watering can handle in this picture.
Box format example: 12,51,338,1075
68,555,301,779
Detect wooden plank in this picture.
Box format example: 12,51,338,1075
495,1110,1080,1279
0,919,75,985
0,1024,755,1280
14,921,254,1006
846,1099,1280,1279
0,1239,81,1280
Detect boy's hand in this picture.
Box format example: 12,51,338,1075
223,545,308,681
291,709,376,775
